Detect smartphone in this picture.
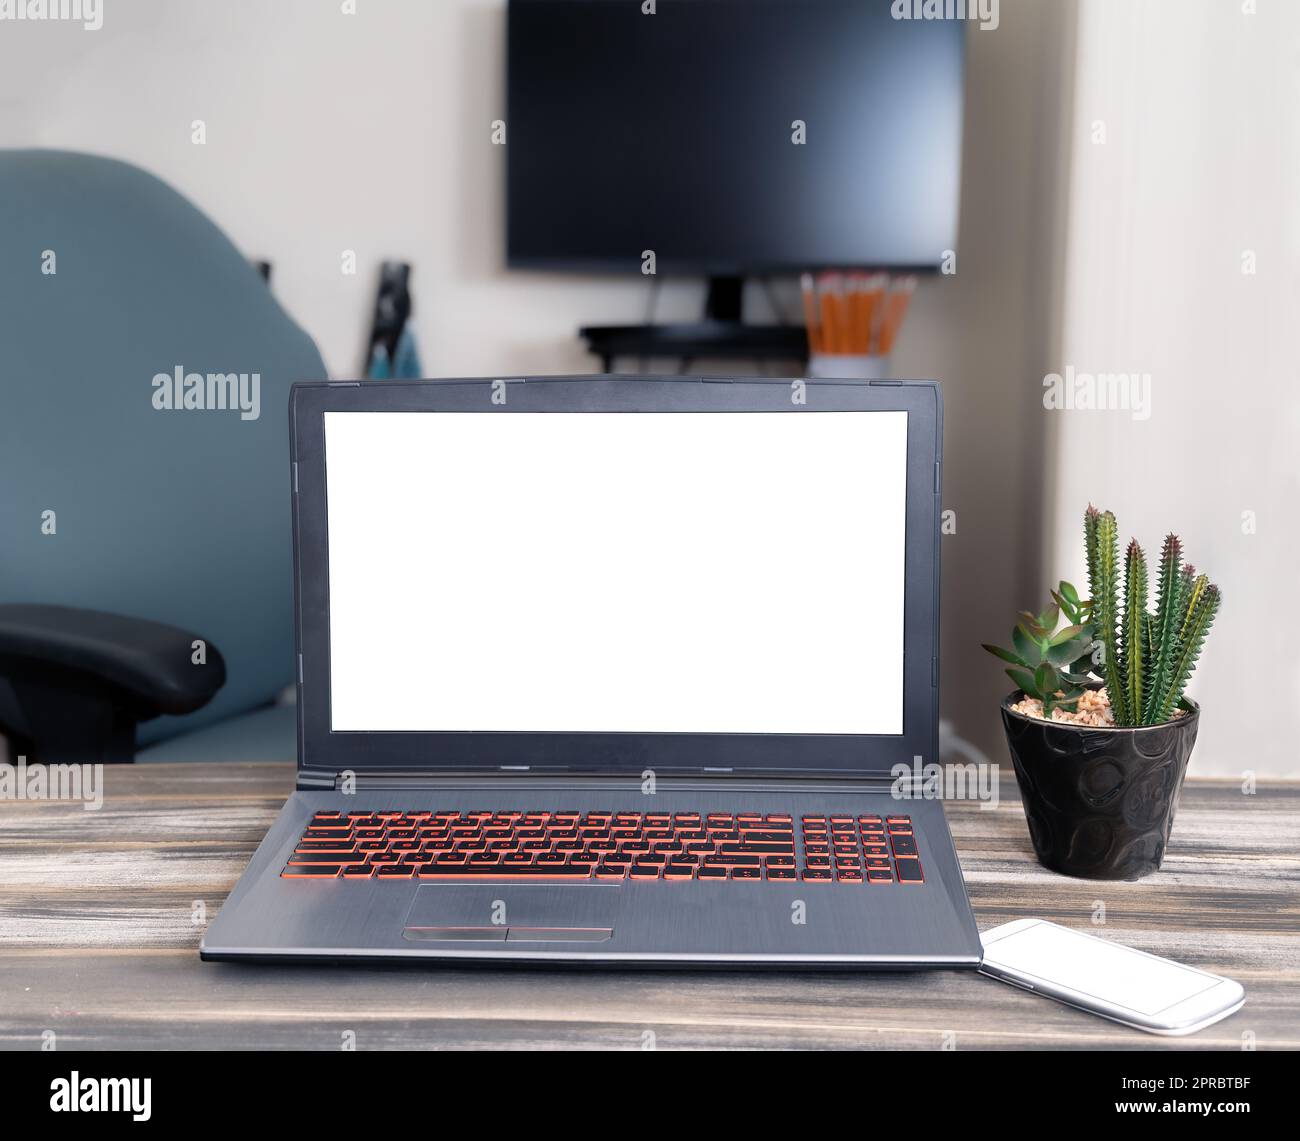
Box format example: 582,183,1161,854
979,919,1245,1036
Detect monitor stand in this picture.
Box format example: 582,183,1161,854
579,275,808,373
703,275,744,323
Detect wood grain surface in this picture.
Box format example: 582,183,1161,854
1,764,1295,1050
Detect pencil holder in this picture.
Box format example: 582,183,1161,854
808,353,890,380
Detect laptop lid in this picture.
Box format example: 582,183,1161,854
290,377,941,785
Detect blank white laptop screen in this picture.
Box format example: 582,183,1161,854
325,410,907,735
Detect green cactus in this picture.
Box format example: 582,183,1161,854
1121,538,1148,724
988,508,1220,727
1151,574,1220,724
1084,506,1127,724
1141,535,1184,723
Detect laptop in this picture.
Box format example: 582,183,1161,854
201,376,981,967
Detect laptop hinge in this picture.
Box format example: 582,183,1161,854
299,769,901,792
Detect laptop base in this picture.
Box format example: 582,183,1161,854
202,783,982,968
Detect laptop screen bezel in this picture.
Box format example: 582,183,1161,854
290,377,941,781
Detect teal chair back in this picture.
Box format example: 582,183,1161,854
0,150,327,745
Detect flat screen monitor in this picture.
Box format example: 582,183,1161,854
506,0,965,273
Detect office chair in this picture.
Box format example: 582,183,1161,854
0,150,327,763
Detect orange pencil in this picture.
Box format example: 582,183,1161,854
820,273,846,354
843,274,858,353
878,276,916,355
851,274,870,353
834,274,852,354
863,272,887,354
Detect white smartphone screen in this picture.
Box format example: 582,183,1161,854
982,922,1220,1016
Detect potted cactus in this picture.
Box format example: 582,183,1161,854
983,506,1220,880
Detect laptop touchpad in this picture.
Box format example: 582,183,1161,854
403,884,620,943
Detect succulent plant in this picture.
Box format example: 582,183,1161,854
981,580,1097,717
984,507,1221,727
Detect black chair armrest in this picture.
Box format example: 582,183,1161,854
0,604,226,763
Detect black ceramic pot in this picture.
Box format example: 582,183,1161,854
999,691,1200,880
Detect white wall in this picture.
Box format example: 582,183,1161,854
1,0,1076,769
1049,0,1300,775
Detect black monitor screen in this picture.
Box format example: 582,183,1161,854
506,0,965,274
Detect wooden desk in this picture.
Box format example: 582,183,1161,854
1,765,1295,1050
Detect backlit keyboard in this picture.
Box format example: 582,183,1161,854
281,810,924,884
